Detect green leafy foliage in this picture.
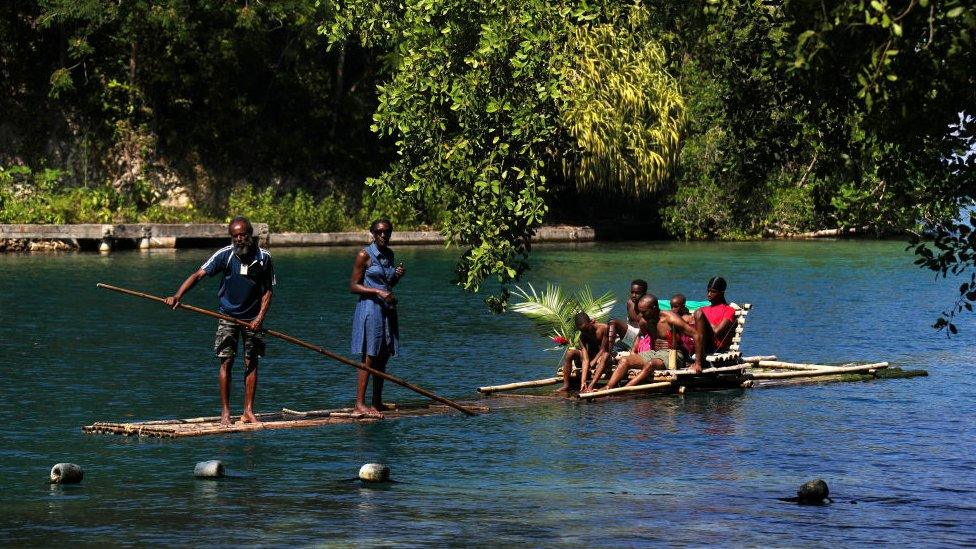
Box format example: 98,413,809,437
660,0,973,247
227,184,443,233
228,186,349,233
329,0,575,293
2,0,974,328
327,0,693,296
4,0,384,198
909,117,976,334
0,165,138,223
559,4,684,196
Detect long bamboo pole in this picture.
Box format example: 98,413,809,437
97,283,478,416
578,381,675,400
756,360,841,370
478,377,562,393
741,355,778,363
746,362,888,380
663,364,750,377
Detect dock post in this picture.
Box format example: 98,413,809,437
99,226,113,253
139,226,151,251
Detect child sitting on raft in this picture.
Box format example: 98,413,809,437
556,312,612,394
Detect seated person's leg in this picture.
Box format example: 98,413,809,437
584,353,613,392
558,348,582,392
604,353,640,389
693,309,719,356
626,357,666,386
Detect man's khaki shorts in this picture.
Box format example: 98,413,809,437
214,319,265,360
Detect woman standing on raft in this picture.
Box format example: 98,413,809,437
349,219,405,417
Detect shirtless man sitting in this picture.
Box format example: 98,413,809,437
556,312,611,394
689,276,737,373
596,294,698,390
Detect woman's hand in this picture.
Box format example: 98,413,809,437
378,290,397,305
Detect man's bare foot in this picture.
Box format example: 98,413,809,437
354,404,384,419
239,410,262,424
579,385,595,394
373,402,395,412
554,386,571,395
689,364,702,374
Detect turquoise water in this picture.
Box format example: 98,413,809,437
1,241,974,546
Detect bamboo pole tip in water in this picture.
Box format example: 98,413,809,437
359,463,391,483
194,460,225,479
50,463,84,484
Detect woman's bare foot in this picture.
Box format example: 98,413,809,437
239,411,262,424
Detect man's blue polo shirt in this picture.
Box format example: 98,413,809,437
201,245,276,319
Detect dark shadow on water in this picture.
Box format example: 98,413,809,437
338,478,400,489
777,496,834,506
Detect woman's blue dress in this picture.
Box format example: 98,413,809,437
350,243,400,357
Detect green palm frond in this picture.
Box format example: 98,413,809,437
573,286,616,322
511,283,575,338
511,282,617,349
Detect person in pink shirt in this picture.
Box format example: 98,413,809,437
670,293,697,357
690,276,736,373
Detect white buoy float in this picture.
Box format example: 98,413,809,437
194,460,225,478
50,463,84,484
358,463,391,483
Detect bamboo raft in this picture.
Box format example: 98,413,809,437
84,302,927,438
83,401,498,438
478,303,928,399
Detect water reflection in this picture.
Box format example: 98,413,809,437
194,478,221,501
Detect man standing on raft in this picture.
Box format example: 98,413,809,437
164,217,275,425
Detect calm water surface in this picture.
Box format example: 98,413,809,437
1,241,974,546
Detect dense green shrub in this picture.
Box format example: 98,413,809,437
763,171,819,234
228,186,349,233
226,185,447,233
355,184,449,231
138,204,211,224
0,166,138,223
